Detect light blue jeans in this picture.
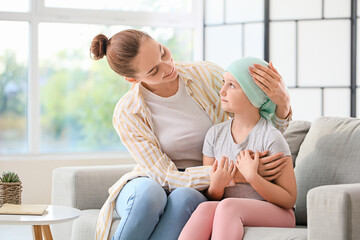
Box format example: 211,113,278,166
112,177,207,240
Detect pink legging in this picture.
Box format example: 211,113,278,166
178,198,295,240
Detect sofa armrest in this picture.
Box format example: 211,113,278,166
307,183,360,240
51,164,135,210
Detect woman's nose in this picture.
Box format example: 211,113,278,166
162,61,173,72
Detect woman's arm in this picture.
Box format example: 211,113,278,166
115,113,212,192
249,62,291,120
233,151,287,183
236,151,297,209
203,155,215,166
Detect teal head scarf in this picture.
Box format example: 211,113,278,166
225,56,276,122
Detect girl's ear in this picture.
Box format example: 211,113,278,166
125,77,139,83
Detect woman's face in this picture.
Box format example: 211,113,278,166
220,72,253,114
129,38,178,89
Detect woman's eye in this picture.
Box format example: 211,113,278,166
230,83,235,88
151,69,158,76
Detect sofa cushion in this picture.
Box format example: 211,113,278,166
283,120,311,167
243,226,307,240
294,116,360,225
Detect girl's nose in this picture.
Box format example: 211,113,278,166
220,86,226,96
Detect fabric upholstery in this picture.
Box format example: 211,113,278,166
307,183,360,240
243,226,307,240
52,165,135,210
51,165,134,240
71,210,121,240
294,116,360,225
283,120,311,166
51,117,360,240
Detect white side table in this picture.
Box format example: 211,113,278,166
0,205,81,240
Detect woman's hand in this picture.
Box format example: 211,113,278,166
249,62,291,119
236,150,260,182
209,156,236,194
258,151,288,181
235,150,287,182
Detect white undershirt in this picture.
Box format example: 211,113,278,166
140,77,213,169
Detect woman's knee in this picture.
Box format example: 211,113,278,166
168,187,206,210
116,177,167,216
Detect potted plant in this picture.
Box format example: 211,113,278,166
0,171,22,207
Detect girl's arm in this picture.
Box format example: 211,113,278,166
236,151,297,209
203,155,235,200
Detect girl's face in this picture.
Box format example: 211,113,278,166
220,72,253,114
128,38,178,88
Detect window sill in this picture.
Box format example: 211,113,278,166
0,151,132,162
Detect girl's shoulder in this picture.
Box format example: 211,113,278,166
208,119,232,137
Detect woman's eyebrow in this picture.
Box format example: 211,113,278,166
146,44,162,74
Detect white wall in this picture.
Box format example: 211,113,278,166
0,157,135,204
204,0,357,121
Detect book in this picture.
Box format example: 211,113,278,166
0,204,48,215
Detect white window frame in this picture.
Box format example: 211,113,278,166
0,0,204,160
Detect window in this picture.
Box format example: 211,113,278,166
0,0,29,12
0,0,202,155
0,21,29,153
45,0,191,13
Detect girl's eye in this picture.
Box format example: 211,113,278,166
230,83,235,88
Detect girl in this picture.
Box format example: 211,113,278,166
179,57,297,240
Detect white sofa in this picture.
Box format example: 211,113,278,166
52,116,360,240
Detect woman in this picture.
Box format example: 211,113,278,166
90,29,292,240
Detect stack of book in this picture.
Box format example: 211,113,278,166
0,204,48,215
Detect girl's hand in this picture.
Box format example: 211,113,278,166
236,150,260,182
209,156,236,192
249,62,291,119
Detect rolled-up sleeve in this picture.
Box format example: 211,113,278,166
114,112,211,192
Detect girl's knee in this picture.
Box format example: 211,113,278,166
216,198,240,216
195,202,216,214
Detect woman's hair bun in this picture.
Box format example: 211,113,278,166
90,34,109,60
